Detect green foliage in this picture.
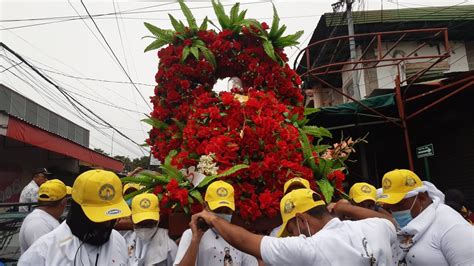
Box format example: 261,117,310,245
141,116,168,130
195,164,249,189
316,178,334,203
302,126,333,139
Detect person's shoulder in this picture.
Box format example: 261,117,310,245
433,204,471,231
180,228,192,239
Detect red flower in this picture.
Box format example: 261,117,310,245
261,22,269,30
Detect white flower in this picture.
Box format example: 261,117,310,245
197,153,219,176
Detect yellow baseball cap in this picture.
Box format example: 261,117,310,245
283,177,311,194
277,188,325,237
349,182,377,203
377,169,423,205
131,193,160,224
38,179,72,202
123,183,144,195
72,170,131,222
205,180,235,211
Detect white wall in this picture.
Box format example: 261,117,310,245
340,41,469,97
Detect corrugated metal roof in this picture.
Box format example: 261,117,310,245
325,5,474,26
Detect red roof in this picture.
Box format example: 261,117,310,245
6,116,123,172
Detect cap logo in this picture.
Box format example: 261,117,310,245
105,209,122,216
140,198,151,209
361,185,372,193
216,187,228,197
383,179,392,190
99,184,116,201
405,177,417,186
284,199,295,214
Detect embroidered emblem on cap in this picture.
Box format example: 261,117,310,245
105,209,121,216
383,179,392,190
216,187,228,197
405,177,417,186
361,185,372,193
140,198,151,209
284,199,295,214
99,184,115,201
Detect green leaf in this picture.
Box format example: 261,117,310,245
313,144,331,154
183,205,190,214
121,175,154,185
197,46,216,68
302,126,332,138
199,16,208,31
161,166,185,182
181,46,190,63
316,158,335,179
268,4,280,39
242,19,266,36
237,9,247,22
304,107,320,116
263,40,277,62
212,0,230,29
229,3,240,23
178,0,197,29
196,164,248,188
190,46,199,60
141,117,168,129
123,186,153,201
169,14,185,33
274,24,287,40
189,190,204,204
274,30,304,48
316,178,334,203
143,22,174,42
164,150,178,166
144,39,170,52
298,128,317,172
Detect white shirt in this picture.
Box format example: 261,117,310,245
261,217,397,266
19,208,60,254
397,203,474,265
19,180,39,212
269,225,281,237
174,229,258,266
18,221,129,266
124,228,177,266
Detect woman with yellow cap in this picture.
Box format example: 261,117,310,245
124,193,177,266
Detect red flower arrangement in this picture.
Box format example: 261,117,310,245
123,0,365,222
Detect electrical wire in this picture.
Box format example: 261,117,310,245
80,0,151,111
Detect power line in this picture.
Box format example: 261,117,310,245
0,1,267,31
0,42,148,155
80,0,152,111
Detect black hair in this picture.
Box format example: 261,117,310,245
37,196,66,207
445,189,465,212
306,192,330,219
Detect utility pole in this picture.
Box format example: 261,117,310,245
346,0,362,101
110,130,115,157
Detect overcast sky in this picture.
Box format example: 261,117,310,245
0,0,469,159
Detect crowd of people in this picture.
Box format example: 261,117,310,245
15,167,474,265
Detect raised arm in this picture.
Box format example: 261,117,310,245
333,200,396,226
191,210,264,259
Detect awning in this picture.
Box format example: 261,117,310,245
310,93,398,130
6,116,123,172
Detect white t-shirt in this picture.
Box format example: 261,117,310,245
19,208,60,254
174,229,258,266
269,225,281,237
261,217,397,266
18,221,129,266
124,228,177,266
397,203,474,265
19,180,39,212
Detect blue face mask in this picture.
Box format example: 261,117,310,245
392,195,418,228
126,198,132,206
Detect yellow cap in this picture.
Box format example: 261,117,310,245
377,169,423,205
204,180,235,211
38,179,71,202
72,170,131,222
277,188,325,237
349,182,377,203
131,193,160,224
123,183,144,195
283,177,311,194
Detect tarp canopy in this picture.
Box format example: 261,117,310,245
310,93,398,129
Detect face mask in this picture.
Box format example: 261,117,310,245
126,198,132,206
214,213,232,223
66,201,115,246
135,226,158,241
296,217,312,237
392,195,418,228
